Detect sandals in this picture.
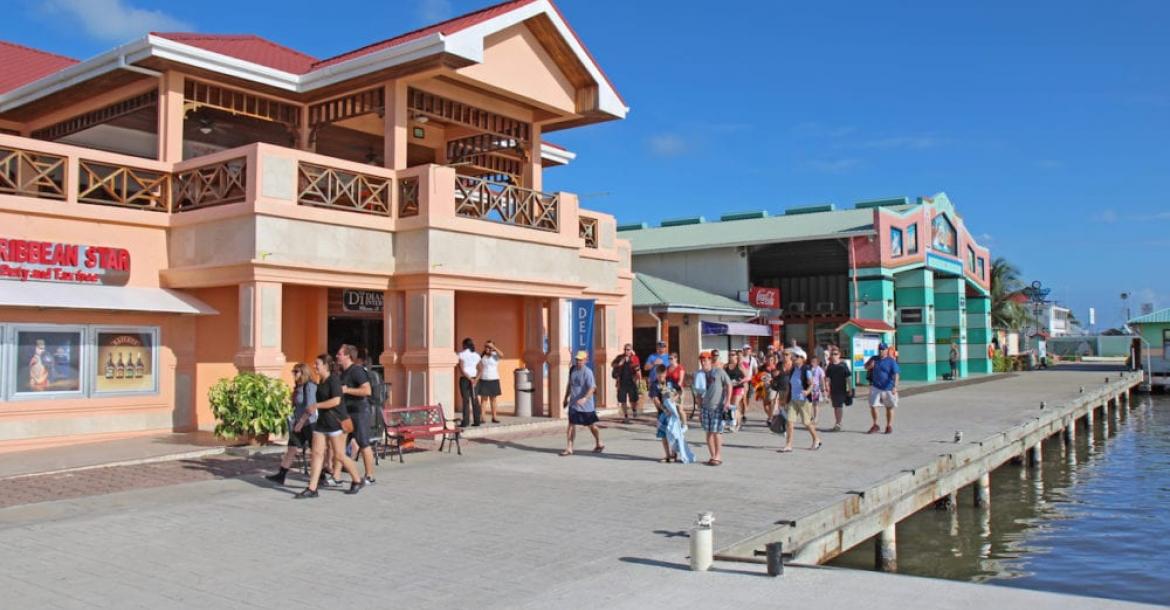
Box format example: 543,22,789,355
593,445,606,453
559,450,573,457
659,456,675,463
777,447,793,453
705,459,722,466
884,425,894,434
812,441,823,451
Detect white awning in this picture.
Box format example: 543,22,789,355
0,283,218,315
701,321,773,337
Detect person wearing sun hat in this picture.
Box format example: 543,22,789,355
561,350,604,456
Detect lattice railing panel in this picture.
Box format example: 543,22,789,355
398,176,419,218
453,175,558,232
0,146,66,200
173,158,247,211
78,160,169,211
579,216,599,248
297,162,391,216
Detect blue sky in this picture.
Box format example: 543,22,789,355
5,0,1168,327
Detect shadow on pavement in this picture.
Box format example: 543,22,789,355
619,556,766,577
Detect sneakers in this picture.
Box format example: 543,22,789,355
345,482,363,495
363,476,377,486
321,475,342,488
294,488,319,499
265,471,287,485
867,424,881,434
885,425,894,434
831,424,842,432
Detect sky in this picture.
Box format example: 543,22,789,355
4,0,1168,328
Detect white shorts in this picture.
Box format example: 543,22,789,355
869,389,898,409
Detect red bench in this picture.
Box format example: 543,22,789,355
381,404,462,463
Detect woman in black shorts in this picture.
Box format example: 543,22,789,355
296,354,364,498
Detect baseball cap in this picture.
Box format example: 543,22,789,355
742,343,752,350
656,340,667,347
878,342,889,350
575,350,589,360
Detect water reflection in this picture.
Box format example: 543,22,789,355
830,394,1170,606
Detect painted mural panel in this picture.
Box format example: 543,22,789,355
931,214,957,255
907,223,919,254
15,328,83,394
890,227,904,257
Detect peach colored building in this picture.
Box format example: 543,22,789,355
0,0,632,451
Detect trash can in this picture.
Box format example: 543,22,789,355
514,368,534,417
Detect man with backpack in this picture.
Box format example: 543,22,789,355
778,351,822,453
866,342,900,434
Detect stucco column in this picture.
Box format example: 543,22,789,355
399,288,459,417
156,71,185,163
967,295,993,374
546,298,571,419
234,281,286,377
933,277,968,379
383,80,409,171
894,268,936,381
522,297,548,416
593,303,620,411
379,290,406,407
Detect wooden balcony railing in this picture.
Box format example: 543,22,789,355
453,175,558,232
78,160,169,212
173,158,248,211
398,176,419,218
579,216,599,248
0,145,66,200
297,162,391,216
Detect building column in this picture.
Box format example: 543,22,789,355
894,269,936,381
593,303,620,411
399,288,459,418
933,277,967,379
234,281,286,377
383,80,409,171
522,297,548,416
546,298,571,419
851,275,896,326
521,122,543,191
379,290,406,407
157,71,185,163
967,294,993,374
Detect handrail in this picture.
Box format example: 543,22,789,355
453,174,558,232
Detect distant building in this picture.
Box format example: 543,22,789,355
1041,303,1075,337
621,193,993,382
1127,307,1170,390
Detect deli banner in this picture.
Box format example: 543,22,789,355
570,299,595,363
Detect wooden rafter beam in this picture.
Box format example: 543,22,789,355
184,79,300,128
307,87,385,129
407,87,529,145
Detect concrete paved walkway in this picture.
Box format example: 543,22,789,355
0,367,1156,608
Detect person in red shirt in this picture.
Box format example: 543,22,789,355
666,352,686,395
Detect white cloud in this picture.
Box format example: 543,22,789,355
647,133,688,157
977,232,996,245
802,158,862,174
416,0,453,22
42,0,192,41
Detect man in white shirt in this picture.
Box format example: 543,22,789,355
457,337,482,426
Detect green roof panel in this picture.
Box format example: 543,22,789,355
1129,307,1170,325
633,273,757,315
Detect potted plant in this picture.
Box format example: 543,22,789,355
209,372,291,445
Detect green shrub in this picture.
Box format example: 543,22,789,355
209,372,291,440
992,354,1014,373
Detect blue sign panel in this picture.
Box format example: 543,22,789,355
926,252,963,276
570,299,596,362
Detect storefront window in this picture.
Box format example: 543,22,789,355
9,325,85,398
94,328,159,395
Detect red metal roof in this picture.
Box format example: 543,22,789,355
0,41,78,95
836,318,896,333
152,33,318,74
312,0,538,70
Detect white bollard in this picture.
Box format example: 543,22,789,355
690,512,714,571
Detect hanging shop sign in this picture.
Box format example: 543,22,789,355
341,290,384,313
0,237,130,286
570,299,596,362
748,286,781,309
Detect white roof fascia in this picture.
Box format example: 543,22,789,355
0,38,151,112
146,35,301,91
541,142,576,165
629,229,878,256
446,0,628,119
297,33,453,91
637,305,758,317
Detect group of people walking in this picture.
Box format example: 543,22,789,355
265,344,385,499
611,340,902,466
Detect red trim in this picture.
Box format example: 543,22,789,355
837,318,895,333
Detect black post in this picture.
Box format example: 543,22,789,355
766,542,784,577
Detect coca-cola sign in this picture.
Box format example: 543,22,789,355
748,286,780,308
0,237,130,286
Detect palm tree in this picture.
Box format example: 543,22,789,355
989,257,1028,330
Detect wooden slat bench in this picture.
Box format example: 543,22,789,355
381,404,462,463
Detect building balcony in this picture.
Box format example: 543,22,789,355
0,133,615,254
